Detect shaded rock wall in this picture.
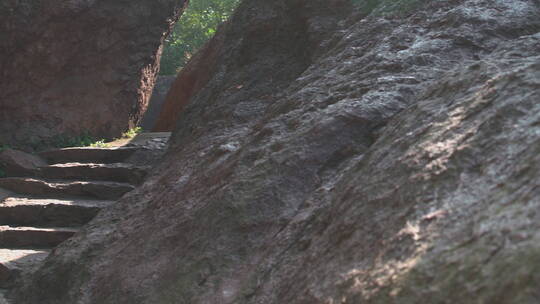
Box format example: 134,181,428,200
139,75,176,131
13,0,540,303
0,0,187,149
152,21,228,132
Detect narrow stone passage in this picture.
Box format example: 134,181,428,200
0,133,170,303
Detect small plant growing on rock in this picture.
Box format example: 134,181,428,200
53,133,94,148
51,133,109,148
90,140,110,148
122,127,143,139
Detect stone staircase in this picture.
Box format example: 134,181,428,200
0,145,152,301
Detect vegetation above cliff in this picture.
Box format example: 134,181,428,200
160,0,240,75
160,0,423,75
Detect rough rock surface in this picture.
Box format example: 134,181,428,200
140,75,176,131
13,0,540,303
0,0,187,149
0,150,47,177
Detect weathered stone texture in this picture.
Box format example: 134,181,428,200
0,0,187,149
12,0,540,303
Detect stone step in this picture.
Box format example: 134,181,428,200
0,249,49,288
39,163,148,185
39,147,139,164
0,226,77,249
0,178,134,200
0,197,113,228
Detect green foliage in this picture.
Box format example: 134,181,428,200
161,0,421,75
46,127,141,149
0,144,11,152
50,133,111,148
90,140,110,148
160,0,240,75
52,133,97,148
122,127,143,139
0,168,5,178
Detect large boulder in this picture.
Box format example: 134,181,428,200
0,0,188,149
13,0,540,303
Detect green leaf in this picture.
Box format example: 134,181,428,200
160,0,240,75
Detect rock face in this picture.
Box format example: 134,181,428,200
139,75,176,131
152,21,229,132
13,0,540,303
0,0,187,149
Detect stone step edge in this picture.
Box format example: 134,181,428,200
0,177,135,200
0,197,113,228
38,146,141,164
0,249,50,289
0,196,115,208
0,226,79,249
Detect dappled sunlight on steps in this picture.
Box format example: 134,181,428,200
0,133,170,302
